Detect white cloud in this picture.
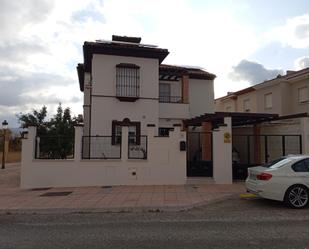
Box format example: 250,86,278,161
99,0,260,98
295,56,309,69
269,14,309,49
0,0,264,124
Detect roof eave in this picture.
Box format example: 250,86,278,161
83,42,169,73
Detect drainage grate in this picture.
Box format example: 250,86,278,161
40,191,72,197
101,186,112,189
31,188,51,191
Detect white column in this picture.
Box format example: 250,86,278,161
74,126,83,161
146,125,155,138
21,126,37,188
146,125,156,161
213,117,233,184
121,126,129,161
301,117,309,154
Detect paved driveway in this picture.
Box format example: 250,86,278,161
0,163,20,188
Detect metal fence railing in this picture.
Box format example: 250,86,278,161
35,136,74,159
128,135,147,159
187,132,213,177
232,134,302,180
82,136,121,159
159,96,182,103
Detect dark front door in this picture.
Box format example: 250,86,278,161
187,132,213,177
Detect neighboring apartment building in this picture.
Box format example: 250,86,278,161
77,35,216,139
215,68,309,115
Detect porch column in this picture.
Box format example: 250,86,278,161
202,122,212,161
74,125,83,161
213,117,233,184
182,75,189,104
21,126,37,188
253,124,261,164
121,126,129,161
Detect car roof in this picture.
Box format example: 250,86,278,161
286,154,309,161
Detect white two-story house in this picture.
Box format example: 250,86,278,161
77,35,216,142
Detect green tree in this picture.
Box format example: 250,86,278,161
18,104,82,159
18,106,48,136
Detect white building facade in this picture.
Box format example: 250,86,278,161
77,36,216,143
20,35,220,189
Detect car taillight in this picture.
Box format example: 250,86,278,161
256,172,272,180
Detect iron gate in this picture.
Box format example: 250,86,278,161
187,132,213,177
232,134,302,180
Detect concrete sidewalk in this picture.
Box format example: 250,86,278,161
0,164,245,214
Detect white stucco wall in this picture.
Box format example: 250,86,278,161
91,97,158,135
21,126,187,189
189,79,214,117
89,54,159,136
213,117,233,184
256,83,282,115
290,79,309,114
236,92,257,113
215,98,236,112
159,103,189,120
158,118,183,128
92,54,159,98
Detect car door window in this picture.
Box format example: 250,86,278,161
292,159,309,172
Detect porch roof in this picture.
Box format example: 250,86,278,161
184,112,309,128
159,64,216,81
184,112,294,128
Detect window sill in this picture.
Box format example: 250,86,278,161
116,96,139,102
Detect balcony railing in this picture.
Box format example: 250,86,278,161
159,96,183,103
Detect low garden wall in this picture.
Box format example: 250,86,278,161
21,125,186,188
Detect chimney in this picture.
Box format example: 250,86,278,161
112,35,141,44
286,70,295,75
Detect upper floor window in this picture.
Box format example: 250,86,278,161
264,93,272,109
116,63,140,101
243,99,250,112
298,86,309,104
159,83,171,102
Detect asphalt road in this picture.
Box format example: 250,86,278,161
1,197,309,249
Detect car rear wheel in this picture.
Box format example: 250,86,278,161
284,185,309,209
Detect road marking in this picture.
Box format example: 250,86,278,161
240,193,257,198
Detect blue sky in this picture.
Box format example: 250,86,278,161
0,0,308,127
